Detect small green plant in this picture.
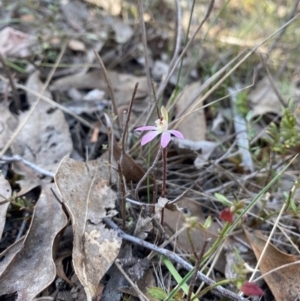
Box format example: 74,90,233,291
266,109,300,154
236,90,250,117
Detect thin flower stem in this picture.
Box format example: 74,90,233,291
201,222,231,264
135,147,162,201
161,147,167,225
162,148,167,198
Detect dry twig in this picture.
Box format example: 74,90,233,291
103,217,247,301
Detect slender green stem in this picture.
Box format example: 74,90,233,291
201,222,231,263
201,156,296,265
191,279,234,300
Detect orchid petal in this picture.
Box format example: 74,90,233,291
168,130,184,139
141,131,161,145
161,106,168,123
161,132,171,148
135,126,157,131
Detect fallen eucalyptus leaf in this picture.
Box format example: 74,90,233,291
0,184,68,300
245,228,300,301
55,157,122,301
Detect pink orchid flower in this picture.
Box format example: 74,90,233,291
135,106,184,148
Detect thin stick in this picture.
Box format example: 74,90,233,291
259,54,287,107
0,53,21,111
117,161,127,230
121,82,139,154
103,218,246,301
169,0,183,72
0,41,68,157
94,51,120,129
0,155,55,178
137,0,152,101
268,0,300,55
167,188,189,205
151,80,161,119
187,240,210,301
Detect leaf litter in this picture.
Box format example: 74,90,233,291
0,1,300,300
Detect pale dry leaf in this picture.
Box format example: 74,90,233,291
60,0,90,32
229,85,254,172
249,77,295,117
84,0,122,16
224,250,240,280
108,16,134,44
133,215,153,240
12,71,73,173
245,228,300,301
152,60,169,81
175,81,206,141
52,70,148,106
173,139,218,169
0,174,12,240
83,89,106,101
0,27,35,58
55,157,122,301
68,39,86,52
0,103,18,151
155,197,169,220
0,184,68,300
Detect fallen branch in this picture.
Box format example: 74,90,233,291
103,217,247,301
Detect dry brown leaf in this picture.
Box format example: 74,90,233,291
12,71,73,174
52,71,148,106
175,81,206,141
55,157,122,301
0,27,35,58
55,251,73,286
244,228,300,301
113,141,151,183
0,174,12,240
0,184,68,300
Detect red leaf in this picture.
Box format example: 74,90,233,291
241,281,264,296
219,208,233,224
